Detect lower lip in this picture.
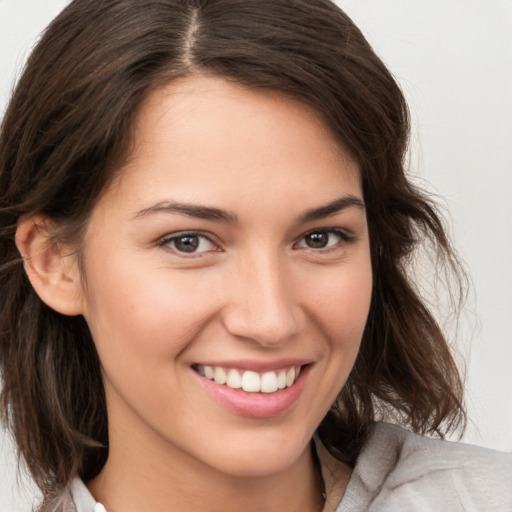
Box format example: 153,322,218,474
194,365,311,418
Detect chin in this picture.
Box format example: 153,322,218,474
196,429,313,478
211,451,305,478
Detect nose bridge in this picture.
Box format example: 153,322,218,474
223,246,301,345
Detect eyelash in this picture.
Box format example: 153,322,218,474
158,228,356,256
158,231,219,256
294,228,357,251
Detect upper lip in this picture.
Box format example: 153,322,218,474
193,358,312,372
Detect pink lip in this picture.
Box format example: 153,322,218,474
193,363,311,418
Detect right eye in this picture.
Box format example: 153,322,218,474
159,232,218,255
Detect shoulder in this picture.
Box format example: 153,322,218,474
339,422,512,512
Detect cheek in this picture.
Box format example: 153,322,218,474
305,261,373,347
297,259,372,415
81,258,222,370
80,264,223,430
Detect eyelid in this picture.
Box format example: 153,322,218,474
158,230,221,255
294,228,357,250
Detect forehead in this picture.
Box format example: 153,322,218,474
101,74,362,215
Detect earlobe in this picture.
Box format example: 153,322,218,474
15,215,84,316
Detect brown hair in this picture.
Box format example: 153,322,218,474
0,0,466,506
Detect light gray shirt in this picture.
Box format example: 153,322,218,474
334,423,512,511
65,423,512,512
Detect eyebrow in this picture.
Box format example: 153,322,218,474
296,195,365,223
134,195,365,224
134,201,239,223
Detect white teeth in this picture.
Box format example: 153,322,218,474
286,367,296,387
242,371,261,392
277,370,287,389
226,368,242,389
261,371,278,393
204,365,214,379
197,364,303,394
213,366,227,385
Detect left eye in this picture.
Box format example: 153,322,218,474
296,230,347,249
161,233,216,254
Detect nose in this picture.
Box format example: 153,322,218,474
221,251,303,347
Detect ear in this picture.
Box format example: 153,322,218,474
15,215,83,316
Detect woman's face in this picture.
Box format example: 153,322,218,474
78,75,372,477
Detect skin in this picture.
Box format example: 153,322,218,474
34,75,373,512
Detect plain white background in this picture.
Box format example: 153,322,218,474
1,1,511,510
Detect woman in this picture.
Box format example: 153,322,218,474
0,1,510,511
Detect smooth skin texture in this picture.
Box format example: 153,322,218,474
17,75,373,512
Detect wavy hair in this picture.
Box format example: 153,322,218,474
0,0,466,507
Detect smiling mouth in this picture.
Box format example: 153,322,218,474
193,364,303,394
